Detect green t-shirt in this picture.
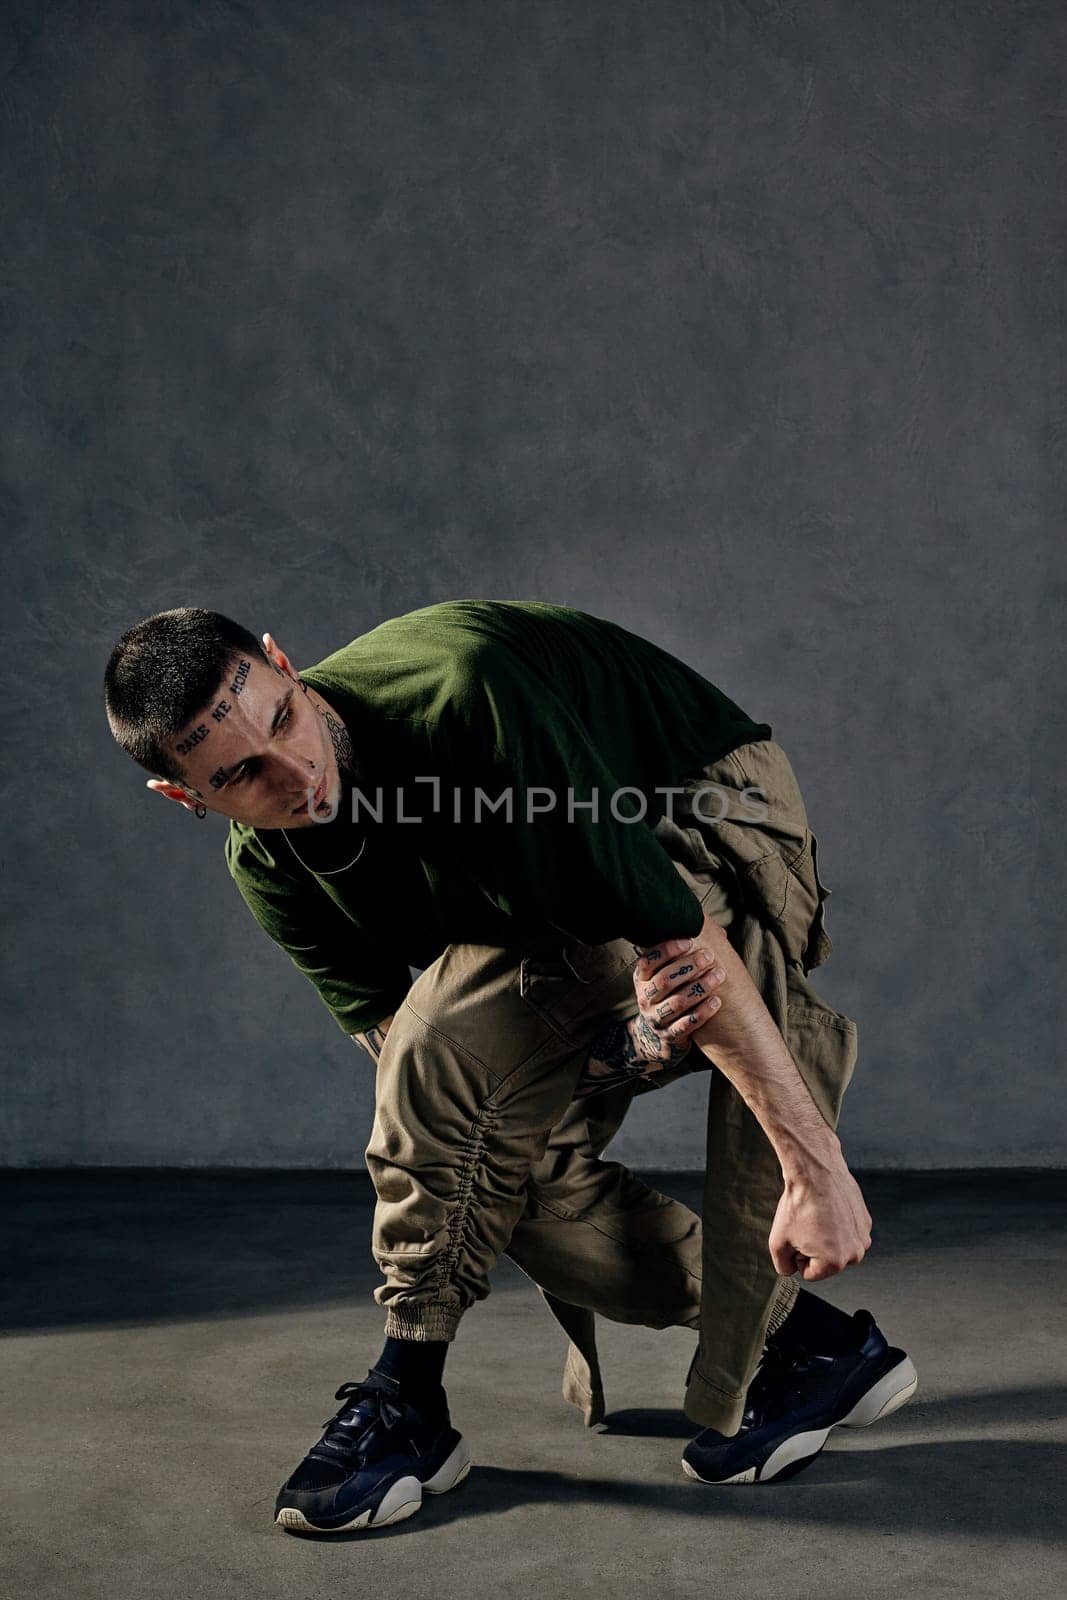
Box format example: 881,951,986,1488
224,600,771,1036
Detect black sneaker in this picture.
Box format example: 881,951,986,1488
274,1367,471,1533
681,1307,917,1486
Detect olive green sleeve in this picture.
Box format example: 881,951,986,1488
224,830,412,1038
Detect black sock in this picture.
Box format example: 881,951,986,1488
370,1335,450,1412
769,1288,858,1355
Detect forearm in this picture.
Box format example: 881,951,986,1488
580,1015,688,1088
577,969,703,1098
688,917,841,1179
349,1012,396,1063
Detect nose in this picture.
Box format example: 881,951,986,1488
275,751,316,800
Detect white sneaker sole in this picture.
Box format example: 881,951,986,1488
275,1434,472,1532
681,1354,919,1486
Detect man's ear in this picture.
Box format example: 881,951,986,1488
146,779,201,813
261,632,297,682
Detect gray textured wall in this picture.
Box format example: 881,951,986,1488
2,1,1062,1169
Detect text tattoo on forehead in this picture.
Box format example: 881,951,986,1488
173,660,252,761
175,723,209,757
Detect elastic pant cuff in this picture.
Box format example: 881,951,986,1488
383,1304,462,1341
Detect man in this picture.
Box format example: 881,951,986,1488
104,598,916,1532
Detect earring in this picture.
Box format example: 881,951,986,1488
194,803,207,819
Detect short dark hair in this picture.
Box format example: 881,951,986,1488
104,607,269,788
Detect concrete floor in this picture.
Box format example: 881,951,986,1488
2,1169,1064,1600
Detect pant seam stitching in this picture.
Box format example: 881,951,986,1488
401,998,497,1076
688,1364,746,1400
403,998,563,1087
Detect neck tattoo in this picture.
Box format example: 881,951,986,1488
283,690,367,875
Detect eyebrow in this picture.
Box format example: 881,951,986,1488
218,686,295,786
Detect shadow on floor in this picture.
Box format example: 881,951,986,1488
3,1167,1064,1333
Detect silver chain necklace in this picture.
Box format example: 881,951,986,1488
282,685,367,874
283,827,367,875
282,764,366,875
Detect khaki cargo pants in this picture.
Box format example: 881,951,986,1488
364,739,859,1436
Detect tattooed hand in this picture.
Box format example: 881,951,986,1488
573,934,727,1099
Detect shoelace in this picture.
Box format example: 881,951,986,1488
316,1378,408,1457
742,1339,822,1428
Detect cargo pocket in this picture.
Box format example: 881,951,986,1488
801,829,835,973
519,939,637,1042
784,962,858,1132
